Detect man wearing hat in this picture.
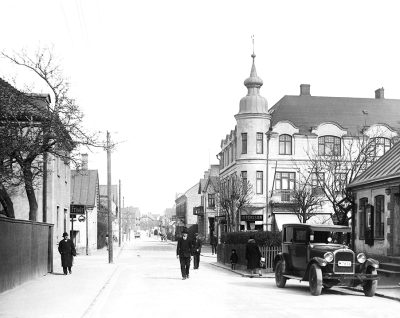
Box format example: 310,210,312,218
58,232,76,275
176,228,193,280
192,233,202,269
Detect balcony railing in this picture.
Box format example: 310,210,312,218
272,190,293,202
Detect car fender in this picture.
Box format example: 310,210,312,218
361,258,379,272
273,253,286,271
304,257,327,280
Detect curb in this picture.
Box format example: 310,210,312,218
210,262,275,278
340,286,400,302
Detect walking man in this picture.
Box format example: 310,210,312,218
176,228,192,279
58,232,76,275
192,233,202,269
211,235,217,255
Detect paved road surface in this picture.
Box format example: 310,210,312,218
85,237,399,318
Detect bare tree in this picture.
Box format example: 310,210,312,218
307,133,385,225
290,172,325,223
1,47,98,221
216,174,254,232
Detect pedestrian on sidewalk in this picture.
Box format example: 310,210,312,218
58,232,76,275
211,235,217,255
176,228,192,280
245,235,262,277
230,249,238,270
192,233,202,269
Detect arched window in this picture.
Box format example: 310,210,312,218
279,134,292,155
318,136,341,156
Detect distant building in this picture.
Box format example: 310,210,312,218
196,165,219,241
98,184,119,247
175,183,201,236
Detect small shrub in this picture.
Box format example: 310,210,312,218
221,231,281,246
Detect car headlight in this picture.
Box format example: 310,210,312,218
324,252,334,263
357,253,366,263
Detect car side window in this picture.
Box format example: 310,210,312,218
284,227,293,243
293,228,307,243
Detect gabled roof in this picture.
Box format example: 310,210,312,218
348,141,400,188
70,170,99,207
198,178,206,194
270,95,400,135
205,176,219,192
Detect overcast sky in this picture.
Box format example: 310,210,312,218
1,0,400,215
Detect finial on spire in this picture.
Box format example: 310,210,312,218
251,34,256,60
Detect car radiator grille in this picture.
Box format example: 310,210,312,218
333,250,355,274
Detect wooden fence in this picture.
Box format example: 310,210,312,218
0,217,53,294
217,243,281,272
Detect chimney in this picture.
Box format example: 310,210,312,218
81,153,88,170
375,87,384,99
300,84,311,96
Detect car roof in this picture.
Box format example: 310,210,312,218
283,223,351,232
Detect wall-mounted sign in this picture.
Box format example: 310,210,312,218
241,215,263,221
193,206,204,216
78,215,86,222
70,205,85,215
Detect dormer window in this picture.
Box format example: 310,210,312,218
371,137,391,157
279,134,292,155
318,136,341,156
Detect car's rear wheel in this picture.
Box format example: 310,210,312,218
362,269,377,297
275,260,287,288
309,263,323,296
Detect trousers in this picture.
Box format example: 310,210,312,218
179,256,191,278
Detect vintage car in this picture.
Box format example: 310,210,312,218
273,223,379,296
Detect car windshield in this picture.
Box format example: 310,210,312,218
312,231,349,245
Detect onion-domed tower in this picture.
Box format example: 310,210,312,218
234,52,271,231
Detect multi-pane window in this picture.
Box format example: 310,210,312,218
334,173,347,192
208,194,215,208
256,132,263,154
241,133,247,154
241,171,247,189
226,147,230,165
275,172,296,190
318,136,341,156
359,198,368,239
311,173,324,194
279,134,292,155
374,195,384,239
230,144,234,163
372,137,391,158
256,171,263,194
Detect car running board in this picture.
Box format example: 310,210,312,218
283,275,303,281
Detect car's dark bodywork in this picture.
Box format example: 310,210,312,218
273,224,379,296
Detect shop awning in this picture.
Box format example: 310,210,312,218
274,213,334,231
274,214,300,231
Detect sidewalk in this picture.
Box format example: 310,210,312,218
209,260,400,301
0,242,126,318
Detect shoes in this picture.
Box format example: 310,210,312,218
182,277,186,280
186,275,189,279
69,270,72,274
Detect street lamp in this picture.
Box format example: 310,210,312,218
265,127,273,231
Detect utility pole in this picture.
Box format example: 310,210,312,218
119,179,122,247
107,131,113,263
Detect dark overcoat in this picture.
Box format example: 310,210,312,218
245,239,261,270
176,237,192,257
192,238,202,255
58,239,76,267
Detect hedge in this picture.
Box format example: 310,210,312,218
221,231,281,246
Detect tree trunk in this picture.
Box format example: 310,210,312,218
22,163,38,221
0,183,15,218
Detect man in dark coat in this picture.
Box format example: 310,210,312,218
210,235,217,255
192,233,202,269
176,229,192,279
58,232,76,275
245,236,262,277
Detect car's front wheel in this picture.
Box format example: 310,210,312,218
362,269,377,297
275,260,287,288
309,263,323,296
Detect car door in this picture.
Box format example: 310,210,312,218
291,227,308,272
